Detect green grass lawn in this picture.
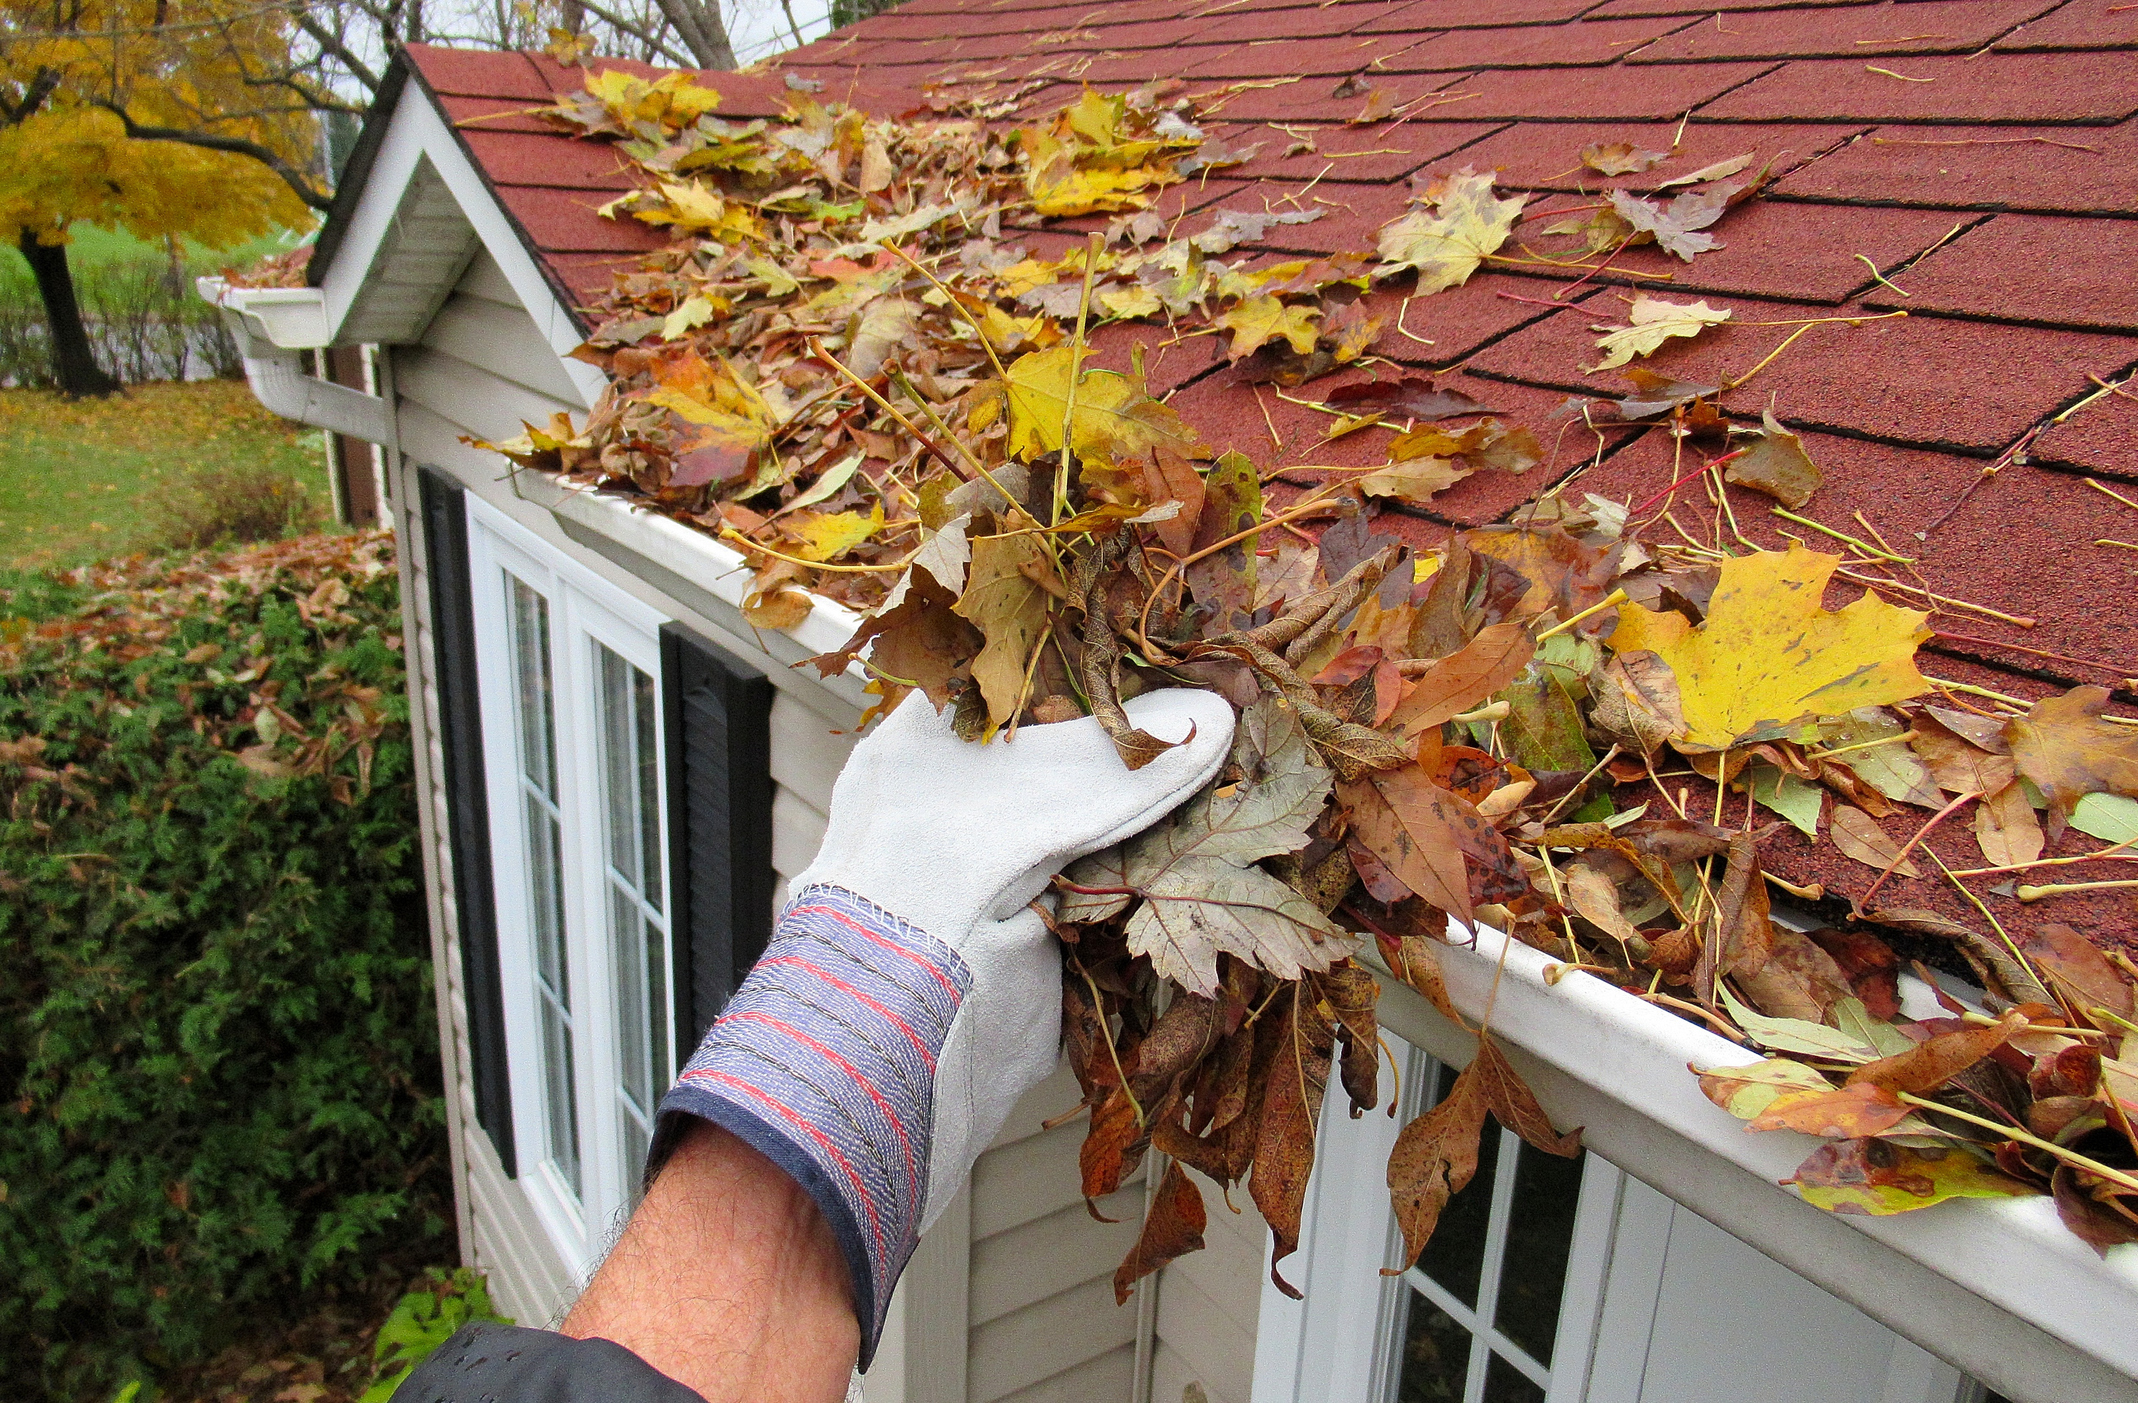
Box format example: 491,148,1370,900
0,380,331,571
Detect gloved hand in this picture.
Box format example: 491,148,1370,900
650,687,1234,1366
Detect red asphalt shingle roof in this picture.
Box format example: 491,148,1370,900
397,0,2137,941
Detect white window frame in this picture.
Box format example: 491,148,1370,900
1253,1028,1970,1403
467,496,673,1275
1251,1029,1620,1403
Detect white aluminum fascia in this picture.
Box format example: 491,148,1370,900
1371,927,2138,1402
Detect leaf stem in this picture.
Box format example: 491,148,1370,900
1057,233,1104,526
718,527,918,574
2018,879,2138,902
1770,508,1917,564
1533,588,1628,641
1896,1093,2138,1195
1856,789,1981,912
1074,958,1145,1128
1179,485,1346,567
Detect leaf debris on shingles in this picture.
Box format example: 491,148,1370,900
462,69,2138,1277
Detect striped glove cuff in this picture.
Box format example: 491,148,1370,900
650,884,971,1367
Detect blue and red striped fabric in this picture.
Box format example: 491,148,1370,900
655,884,969,1365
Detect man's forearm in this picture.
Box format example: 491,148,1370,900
563,1120,859,1402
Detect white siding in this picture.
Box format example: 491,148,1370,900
1149,1167,1269,1403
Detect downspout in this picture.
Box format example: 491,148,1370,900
196,278,392,445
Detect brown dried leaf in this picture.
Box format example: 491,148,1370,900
1974,780,2045,869
1387,1060,1488,1271
1912,714,2016,797
1845,1010,2027,1095
2018,923,2136,1022
1114,1161,1208,1303
1473,1038,1581,1157
2004,684,2138,837
1252,992,1334,1295
1829,805,1919,879
1389,622,1535,735
1581,140,1673,175
1339,769,1476,928
1725,410,1822,508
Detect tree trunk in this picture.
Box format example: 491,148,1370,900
653,0,736,68
17,232,121,398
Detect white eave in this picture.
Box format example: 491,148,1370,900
1369,928,2138,1403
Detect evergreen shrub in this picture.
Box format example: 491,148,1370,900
0,531,445,1399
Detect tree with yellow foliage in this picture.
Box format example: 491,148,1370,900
1,1,318,394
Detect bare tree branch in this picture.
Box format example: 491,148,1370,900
292,11,382,93
578,0,695,64
2,67,63,126
95,100,335,209
648,0,734,68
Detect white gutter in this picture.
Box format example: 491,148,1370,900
503,465,873,710
196,278,393,446
1367,929,2138,1403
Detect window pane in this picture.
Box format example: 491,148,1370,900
1494,1142,1586,1364
1417,1122,1499,1308
612,884,654,1117
1396,1295,1474,1403
506,574,579,1198
633,662,661,908
538,986,580,1194
598,647,664,914
1483,1353,1545,1403
510,577,558,798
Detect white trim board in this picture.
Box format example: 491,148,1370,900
1335,930,2138,1403
316,74,605,408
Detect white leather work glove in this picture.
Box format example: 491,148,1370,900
650,687,1233,1366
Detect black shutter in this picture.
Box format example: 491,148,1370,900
660,624,776,1047
418,467,516,1176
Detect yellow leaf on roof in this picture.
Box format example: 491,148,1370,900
1213,296,1321,361
633,181,766,244
1375,167,1525,293
585,68,722,130
1608,546,1931,751
1001,344,1207,463
1587,295,1732,371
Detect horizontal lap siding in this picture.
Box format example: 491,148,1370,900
1152,1168,1269,1403
966,1064,1149,1403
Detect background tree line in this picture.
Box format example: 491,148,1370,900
0,0,851,398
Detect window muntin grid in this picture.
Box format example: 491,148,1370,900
1393,1062,1586,1403
505,570,581,1200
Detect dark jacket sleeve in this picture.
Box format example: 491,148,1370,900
392,1322,704,1403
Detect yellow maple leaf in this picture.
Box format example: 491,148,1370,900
1213,296,1321,361
1375,167,1525,293
1608,546,1931,751
999,344,1206,462
585,69,723,131
1587,294,1732,371
1017,90,1187,217
628,181,766,244
791,503,886,562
